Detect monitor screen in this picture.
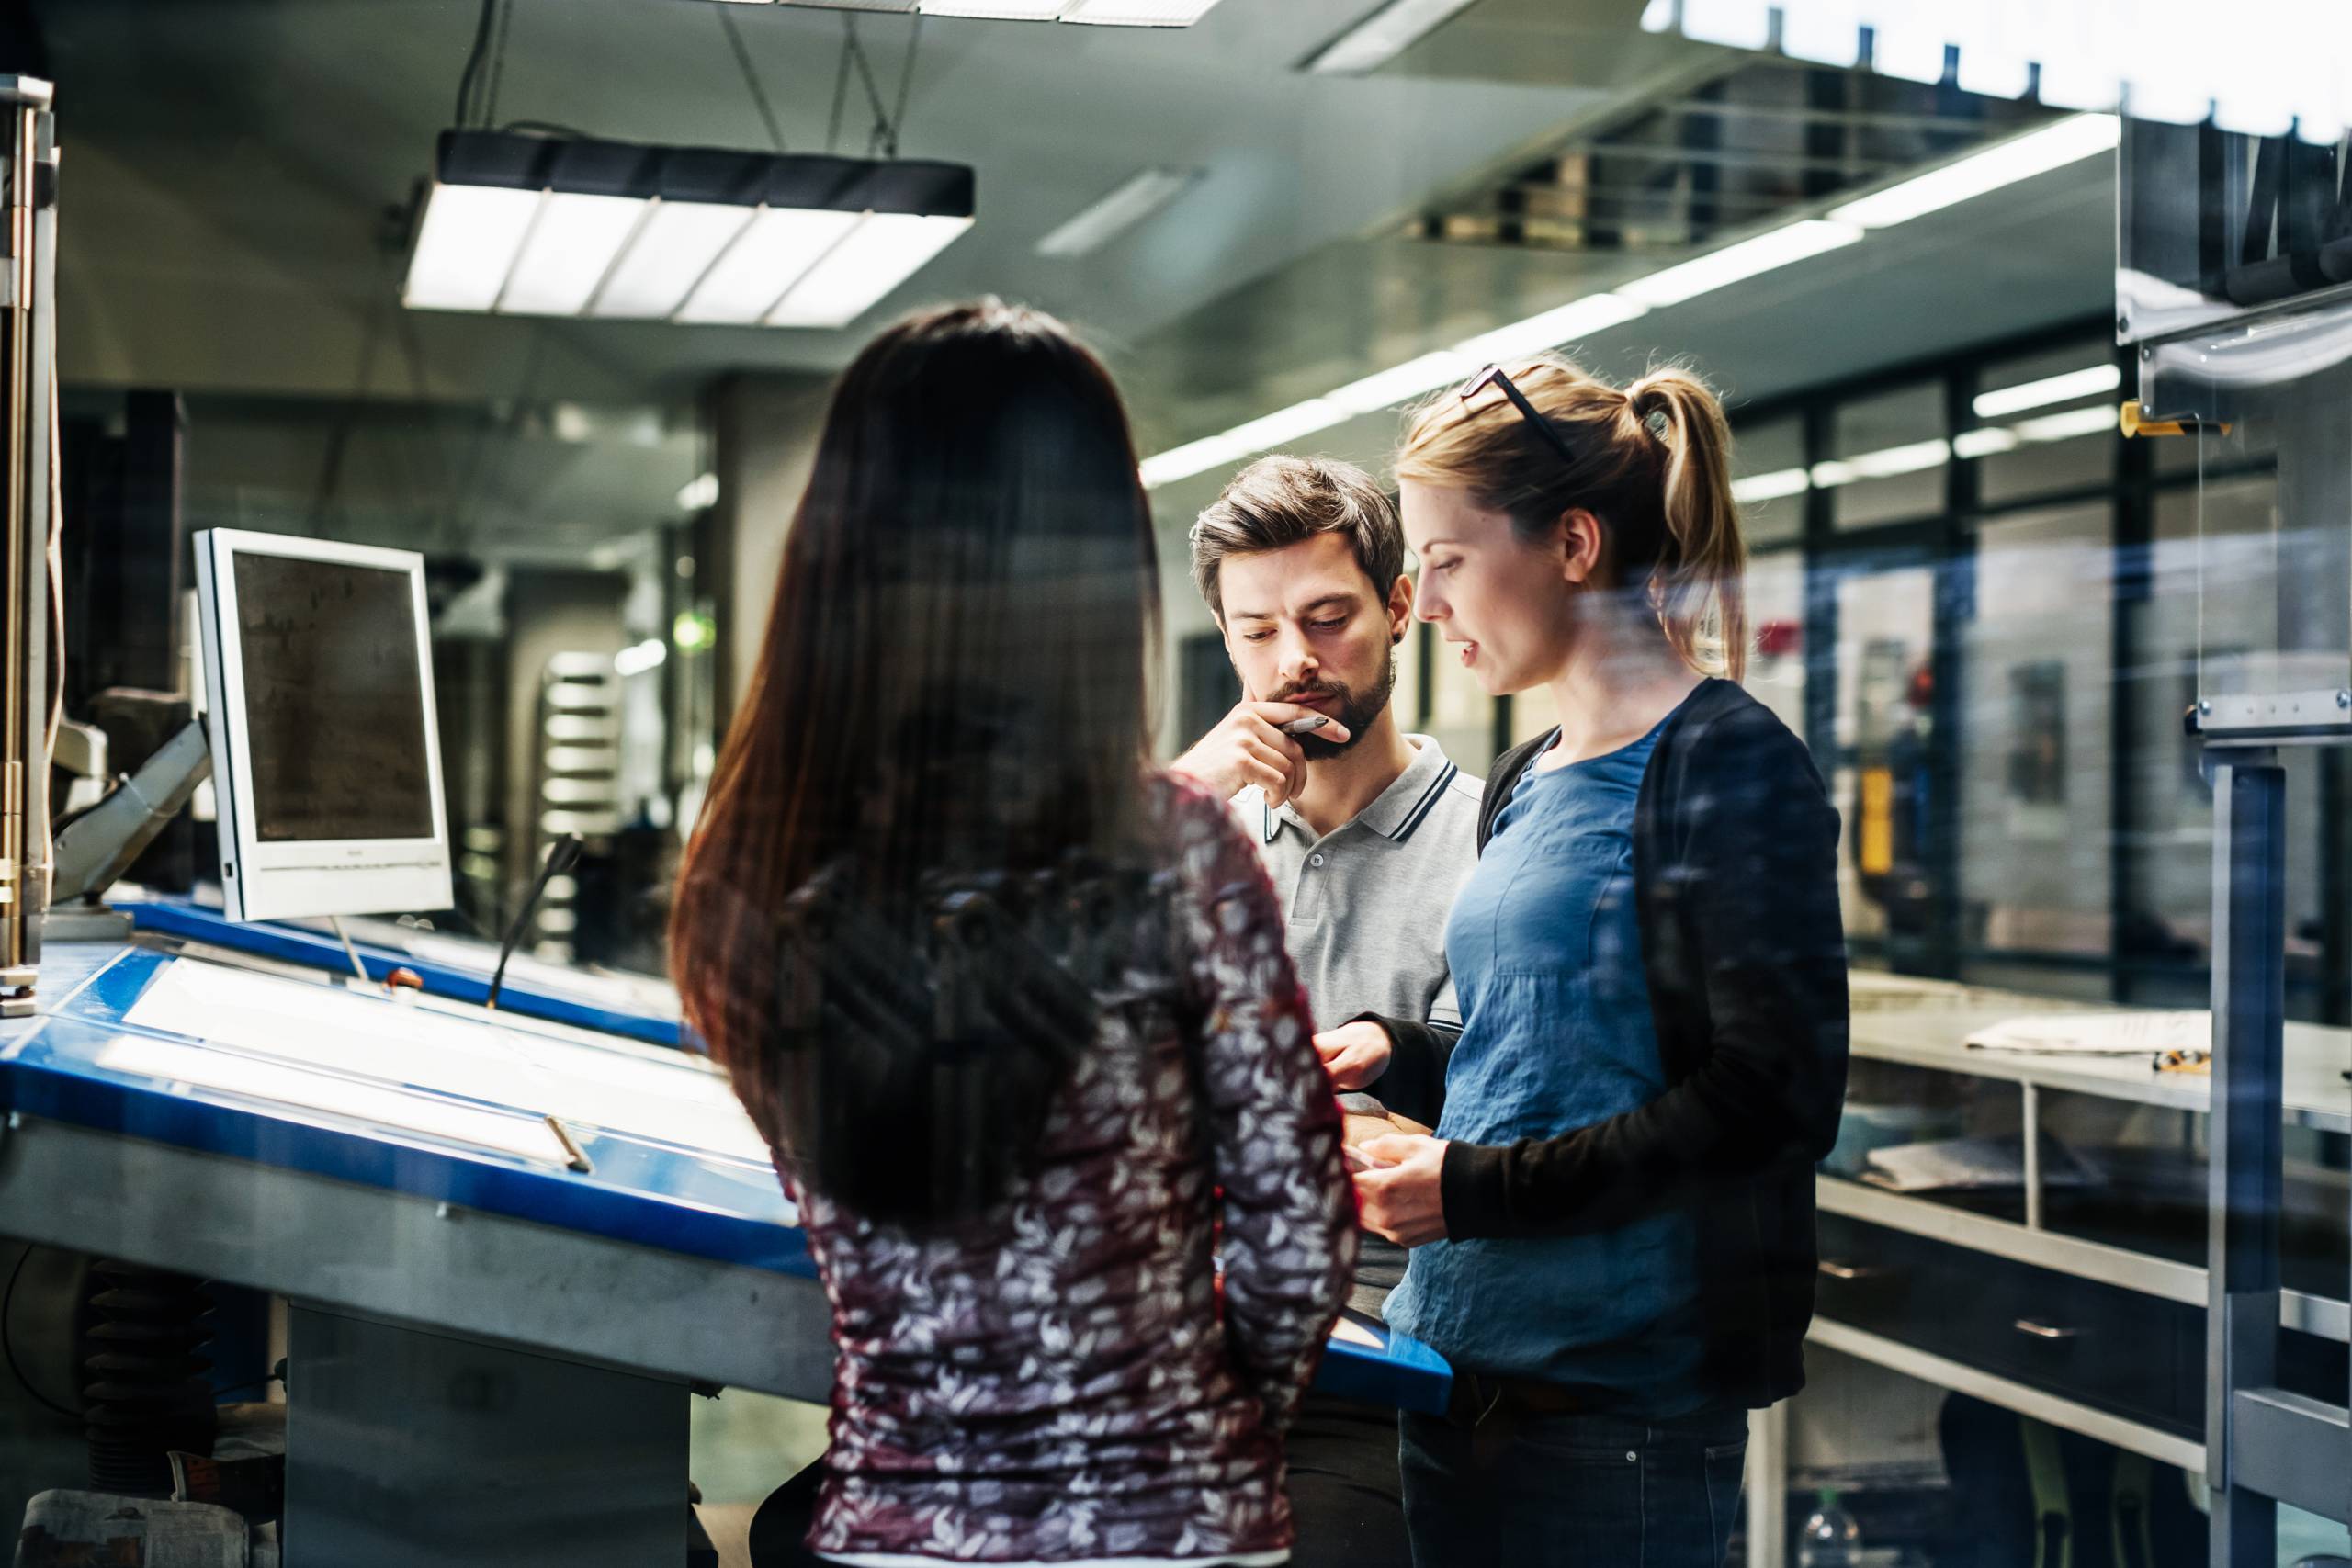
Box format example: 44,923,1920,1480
196,527,453,923
232,552,437,844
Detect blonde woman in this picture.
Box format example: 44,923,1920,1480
1349,358,1849,1566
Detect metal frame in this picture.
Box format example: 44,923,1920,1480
0,77,54,1017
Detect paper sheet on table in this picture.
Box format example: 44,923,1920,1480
1860,1134,2099,1194
96,1034,575,1168
123,957,771,1164
1965,1010,2209,1056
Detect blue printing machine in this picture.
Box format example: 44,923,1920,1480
0,937,1453,1414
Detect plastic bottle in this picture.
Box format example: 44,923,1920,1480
1796,1488,1862,1567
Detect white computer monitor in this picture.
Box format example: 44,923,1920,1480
193,528,455,922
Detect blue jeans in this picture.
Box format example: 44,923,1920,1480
1396,1403,1747,1567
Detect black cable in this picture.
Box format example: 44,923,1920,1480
484,0,515,134
886,16,922,159
488,833,584,1011
454,0,499,128
825,19,855,156
718,6,787,154
3,1246,79,1422
843,25,892,158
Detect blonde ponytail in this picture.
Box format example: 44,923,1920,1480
1627,368,1747,682
1397,354,1750,682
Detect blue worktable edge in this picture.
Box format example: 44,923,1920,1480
119,897,684,1050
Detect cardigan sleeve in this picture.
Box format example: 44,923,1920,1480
1442,701,1849,1239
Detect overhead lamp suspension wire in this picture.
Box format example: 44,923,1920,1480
718,6,788,153
887,15,923,159
454,0,499,128
483,0,515,130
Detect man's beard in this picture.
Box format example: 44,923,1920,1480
1274,647,1396,761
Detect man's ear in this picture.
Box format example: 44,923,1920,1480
1387,574,1414,644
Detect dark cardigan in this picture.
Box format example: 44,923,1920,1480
1441,677,1850,1408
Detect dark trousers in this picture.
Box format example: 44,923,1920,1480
1397,1402,1747,1568
1284,1390,1413,1568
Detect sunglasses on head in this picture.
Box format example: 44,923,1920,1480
1457,364,1580,469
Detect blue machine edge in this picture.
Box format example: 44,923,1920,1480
120,897,684,1050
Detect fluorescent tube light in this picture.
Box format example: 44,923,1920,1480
405,185,542,311
678,207,863,324
1327,352,1476,414
1828,115,2120,230
1035,167,1201,258
1304,0,1481,76
1220,399,1349,454
920,0,1065,15
1064,0,1225,20
499,192,646,316
1615,220,1861,307
768,212,974,328
1678,0,1770,49
1453,294,1648,365
2010,405,2118,444
1140,434,1250,490
1972,363,2120,419
591,201,753,319
1810,437,1950,489
614,639,669,678
677,472,720,511
1730,468,1811,504
1952,427,2021,459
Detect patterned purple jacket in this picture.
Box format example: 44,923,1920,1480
781,776,1357,1565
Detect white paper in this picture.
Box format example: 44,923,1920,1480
1964,1010,2210,1056
123,958,771,1165
96,1034,573,1168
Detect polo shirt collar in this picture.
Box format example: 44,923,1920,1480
1263,734,1458,844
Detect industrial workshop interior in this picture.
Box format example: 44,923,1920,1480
4,0,2351,1564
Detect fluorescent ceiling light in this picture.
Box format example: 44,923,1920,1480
1951,426,2020,459
498,192,646,316
1730,468,1811,504
614,639,669,678
1328,351,1476,414
401,130,976,330
678,207,862,324
1140,434,1250,489
768,212,974,328
1972,362,2120,419
676,472,720,511
1677,0,1770,49
1615,220,1860,307
1063,0,1225,20
1810,437,1950,489
1304,0,1481,76
1454,294,1648,365
591,201,753,319
405,184,541,312
1828,114,2120,230
1035,166,1201,258
1221,399,1349,454
2010,404,2118,444
920,0,1064,15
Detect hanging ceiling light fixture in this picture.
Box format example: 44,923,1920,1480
704,0,1225,23
401,130,975,329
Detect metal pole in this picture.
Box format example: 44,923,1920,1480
0,78,52,1016
2207,750,2285,1567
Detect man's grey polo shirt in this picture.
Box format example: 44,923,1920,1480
1234,733,1481,1039
1231,734,1482,1318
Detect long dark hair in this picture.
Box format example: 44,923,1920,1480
671,300,1163,1226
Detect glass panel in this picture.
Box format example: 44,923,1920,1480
1970,342,2119,507
1958,502,2113,965
1830,382,1948,530
1834,562,1936,950
1746,547,1806,739
1732,414,1807,547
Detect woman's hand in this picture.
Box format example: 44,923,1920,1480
1313,1020,1393,1091
1351,1134,1449,1247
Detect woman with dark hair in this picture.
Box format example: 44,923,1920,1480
671,300,1355,1567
